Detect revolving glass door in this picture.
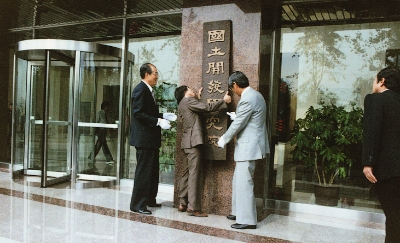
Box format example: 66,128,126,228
12,39,134,188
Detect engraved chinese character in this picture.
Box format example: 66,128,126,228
208,30,225,43
207,80,224,94
207,135,220,147
207,99,222,104
206,116,223,130
205,61,224,75
207,47,225,57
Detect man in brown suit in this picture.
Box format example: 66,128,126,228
174,86,231,217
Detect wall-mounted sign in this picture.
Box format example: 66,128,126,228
201,20,231,160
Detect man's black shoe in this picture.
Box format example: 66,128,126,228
231,223,256,229
133,209,152,215
227,215,236,220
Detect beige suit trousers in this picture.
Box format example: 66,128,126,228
178,146,203,211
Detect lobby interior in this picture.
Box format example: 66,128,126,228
2,0,400,242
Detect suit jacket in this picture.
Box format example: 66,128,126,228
223,87,270,161
178,97,227,149
362,89,400,180
129,81,162,148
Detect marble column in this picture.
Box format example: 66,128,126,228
174,1,265,217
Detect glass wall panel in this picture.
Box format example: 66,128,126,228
102,36,181,185
273,22,400,212
46,56,73,175
77,52,121,177
122,63,134,180
29,65,45,171
13,57,28,171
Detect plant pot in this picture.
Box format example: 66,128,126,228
314,184,340,206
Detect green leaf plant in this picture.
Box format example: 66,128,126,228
154,82,178,173
290,102,363,185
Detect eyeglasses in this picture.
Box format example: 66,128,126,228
152,72,159,76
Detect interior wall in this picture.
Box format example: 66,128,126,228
0,0,18,161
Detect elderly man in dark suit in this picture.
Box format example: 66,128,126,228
362,67,400,242
174,86,231,217
218,71,269,230
129,63,177,215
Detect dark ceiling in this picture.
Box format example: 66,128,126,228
7,0,184,41
5,0,400,42
281,0,400,28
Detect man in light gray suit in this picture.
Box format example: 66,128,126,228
217,71,269,230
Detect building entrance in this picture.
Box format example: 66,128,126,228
11,39,134,188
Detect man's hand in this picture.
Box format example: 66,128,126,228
226,112,236,120
223,91,231,103
163,113,177,121
197,87,203,99
363,166,377,183
158,119,171,129
217,135,226,148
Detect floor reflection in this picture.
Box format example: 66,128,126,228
0,171,386,243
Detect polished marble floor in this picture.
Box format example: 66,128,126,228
0,170,386,243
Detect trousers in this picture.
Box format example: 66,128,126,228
376,176,400,243
178,146,203,211
232,160,257,225
130,147,159,210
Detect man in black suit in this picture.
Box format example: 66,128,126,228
362,67,400,242
129,63,176,215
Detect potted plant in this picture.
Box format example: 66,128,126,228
290,102,363,206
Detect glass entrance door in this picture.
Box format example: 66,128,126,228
43,51,74,186
75,52,121,181
23,51,73,187
12,39,134,188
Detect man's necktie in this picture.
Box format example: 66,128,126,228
151,90,156,103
